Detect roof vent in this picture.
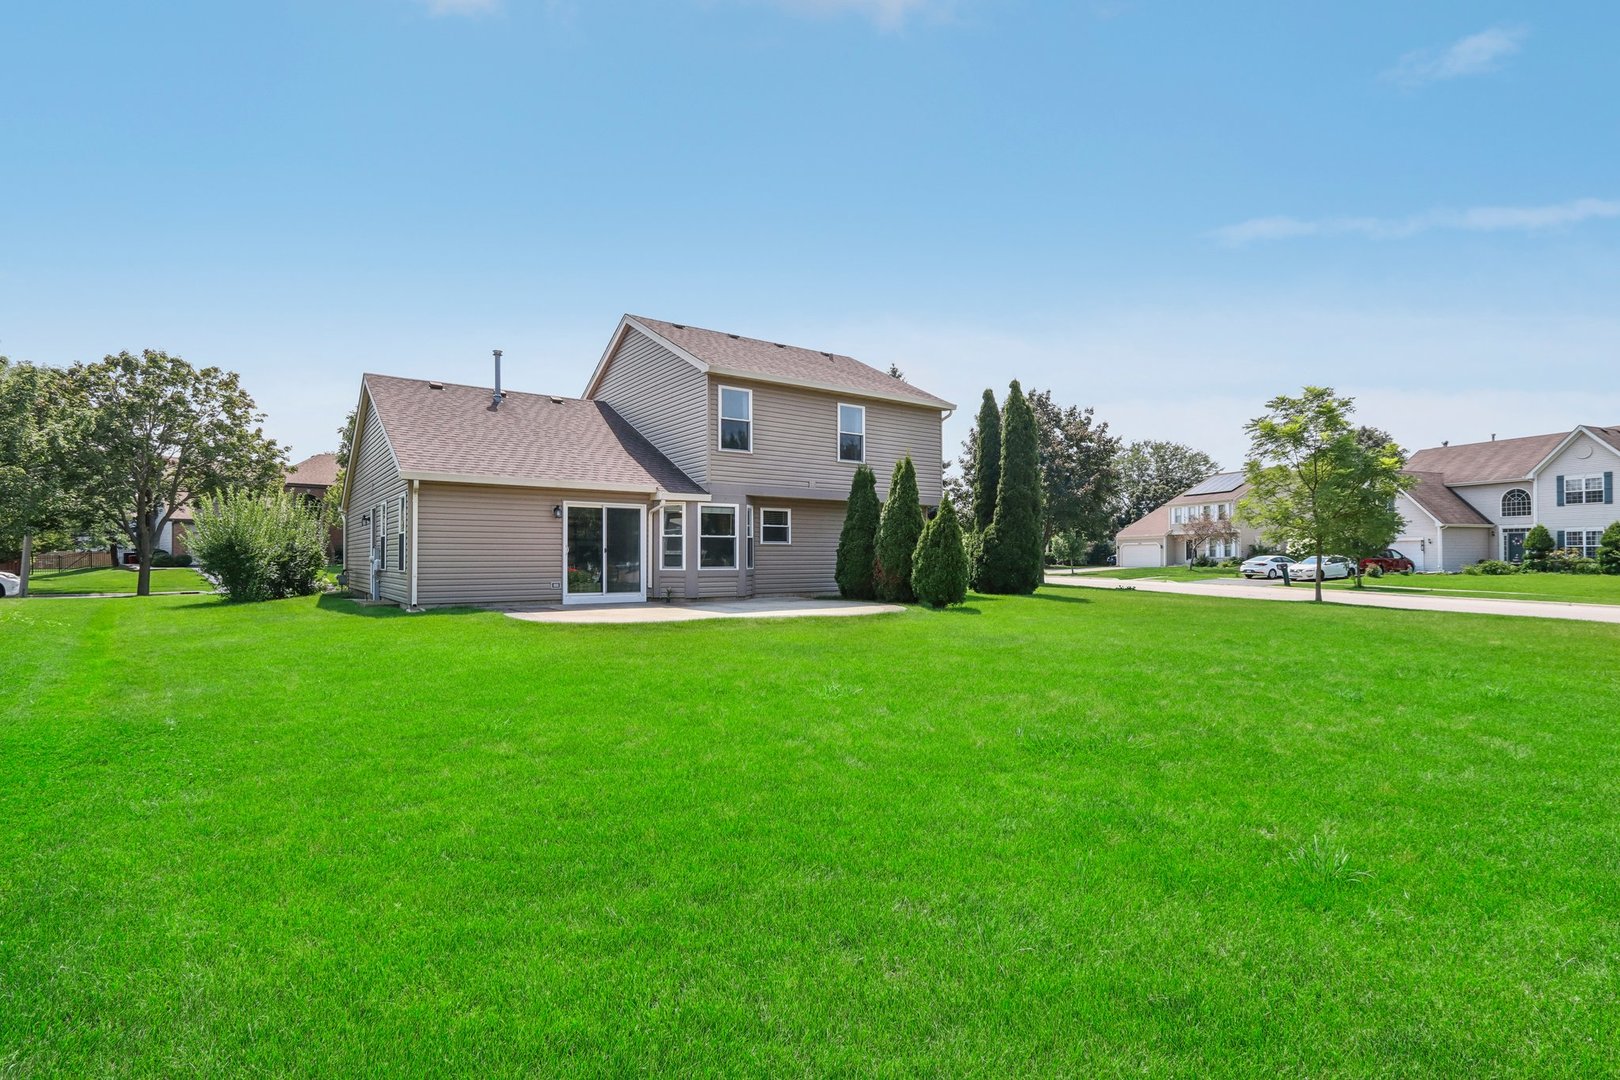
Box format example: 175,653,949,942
672,323,686,329
774,343,785,348
550,396,564,405
822,352,833,359
728,334,740,340
428,381,444,390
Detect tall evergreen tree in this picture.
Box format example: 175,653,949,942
834,465,881,599
911,494,970,608
874,455,924,603
970,389,1001,531
977,381,1044,594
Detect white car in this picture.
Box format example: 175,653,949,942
1290,555,1355,580
0,571,18,598
1240,554,1295,579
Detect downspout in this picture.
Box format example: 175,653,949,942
409,479,420,610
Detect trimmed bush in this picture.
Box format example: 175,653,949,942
835,465,880,600
911,495,970,608
1599,522,1620,575
1464,559,1516,576
188,489,327,602
976,381,1044,594
874,456,924,603
1522,524,1555,571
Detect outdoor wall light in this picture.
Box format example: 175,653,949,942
553,505,563,519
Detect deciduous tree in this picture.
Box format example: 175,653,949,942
1116,440,1219,527
0,359,85,596
70,350,285,595
1026,388,1119,552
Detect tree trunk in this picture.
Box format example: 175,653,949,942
1313,538,1324,602
136,523,153,597
18,529,32,597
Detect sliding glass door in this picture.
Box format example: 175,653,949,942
563,503,645,604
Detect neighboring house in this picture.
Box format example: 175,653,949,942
1114,472,1262,568
1394,425,1620,572
340,315,953,607
287,452,344,555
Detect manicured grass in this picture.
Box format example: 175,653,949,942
1078,565,1243,583
1337,571,1620,606
22,565,211,595
4,589,1619,1074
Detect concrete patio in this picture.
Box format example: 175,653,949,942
504,596,904,625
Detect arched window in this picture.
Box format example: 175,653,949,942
1501,489,1532,517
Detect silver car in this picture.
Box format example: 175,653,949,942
1290,555,1354,581
1240,554,1295,579
0,571,19,597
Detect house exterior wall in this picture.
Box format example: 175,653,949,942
702,375,945,506
591,327,710,487
1536,432,1620,533
344,398,410,604
1438,527,1493,572
751,498,845,595
1449,481,1535,529
1392,494,1440,572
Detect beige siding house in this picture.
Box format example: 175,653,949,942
1114,472,1262,568
342,316,954,608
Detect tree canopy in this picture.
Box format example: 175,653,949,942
0,359,87,594
70,350,285,595
1115,440,1220,528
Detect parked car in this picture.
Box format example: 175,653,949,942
0,571,18,597
1240,554,1296,579
1359,548,1414,574
1291,555,1355,580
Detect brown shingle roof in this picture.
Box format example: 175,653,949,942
1116,475,1248,539
629,316,955,409
1116,502,1172,541
363,374,705,496
1405,429,1577,484
286,452,340,489
1402,471,1493,526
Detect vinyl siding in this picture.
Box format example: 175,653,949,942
1536,432,1620,531
1439,526,1493,572
704,376,945,504
344,398,410,604
416,484,654,607
752,500,844,595
593,327,709,487
1448,481,1535,527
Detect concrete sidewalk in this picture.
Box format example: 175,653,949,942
505,596,904,625
1045,573,1620,625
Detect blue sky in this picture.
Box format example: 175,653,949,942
4,1,1617,467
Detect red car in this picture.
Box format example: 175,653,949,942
1359,548,1414,574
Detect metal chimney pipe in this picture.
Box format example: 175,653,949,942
492,349,504,408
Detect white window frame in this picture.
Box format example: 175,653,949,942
1565,474,1604,505
699,503,739,570
837,403,866,464
717,385,753,454
1566,529,1601,557
746,507,754,570
395,495,408,570
661,506,684,571
1501,488,1532,518
760,507,792,544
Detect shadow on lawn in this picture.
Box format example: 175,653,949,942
1030,588,1093,605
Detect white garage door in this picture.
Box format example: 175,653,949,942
1394,541,1425,573
1119,542,1163,568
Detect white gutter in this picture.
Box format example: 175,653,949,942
409,479,419,610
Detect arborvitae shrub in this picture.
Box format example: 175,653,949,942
911,495,969,608
835,465,880,600
873,456,924,603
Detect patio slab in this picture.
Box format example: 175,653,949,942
504,596,904,625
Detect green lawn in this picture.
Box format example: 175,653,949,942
4,589,1619,1075
1336,572,1620,606
22,565,212,596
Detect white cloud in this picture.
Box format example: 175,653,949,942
756,0,944,29
1210,198,1620,246
421,0,500,16
1383,25,1526,88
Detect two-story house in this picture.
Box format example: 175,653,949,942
340,315,953,607
1393,425,1619,571
1113,472,1264,568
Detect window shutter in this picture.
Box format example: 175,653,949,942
1605,471,1614,504
1556,475,1565,507
1557,530,1566,548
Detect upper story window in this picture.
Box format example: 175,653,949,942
1563,474,1606,505
718,386,752,453
838,404,866,463
1501,488,1531,517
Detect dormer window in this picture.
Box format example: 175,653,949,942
718,386,752,453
